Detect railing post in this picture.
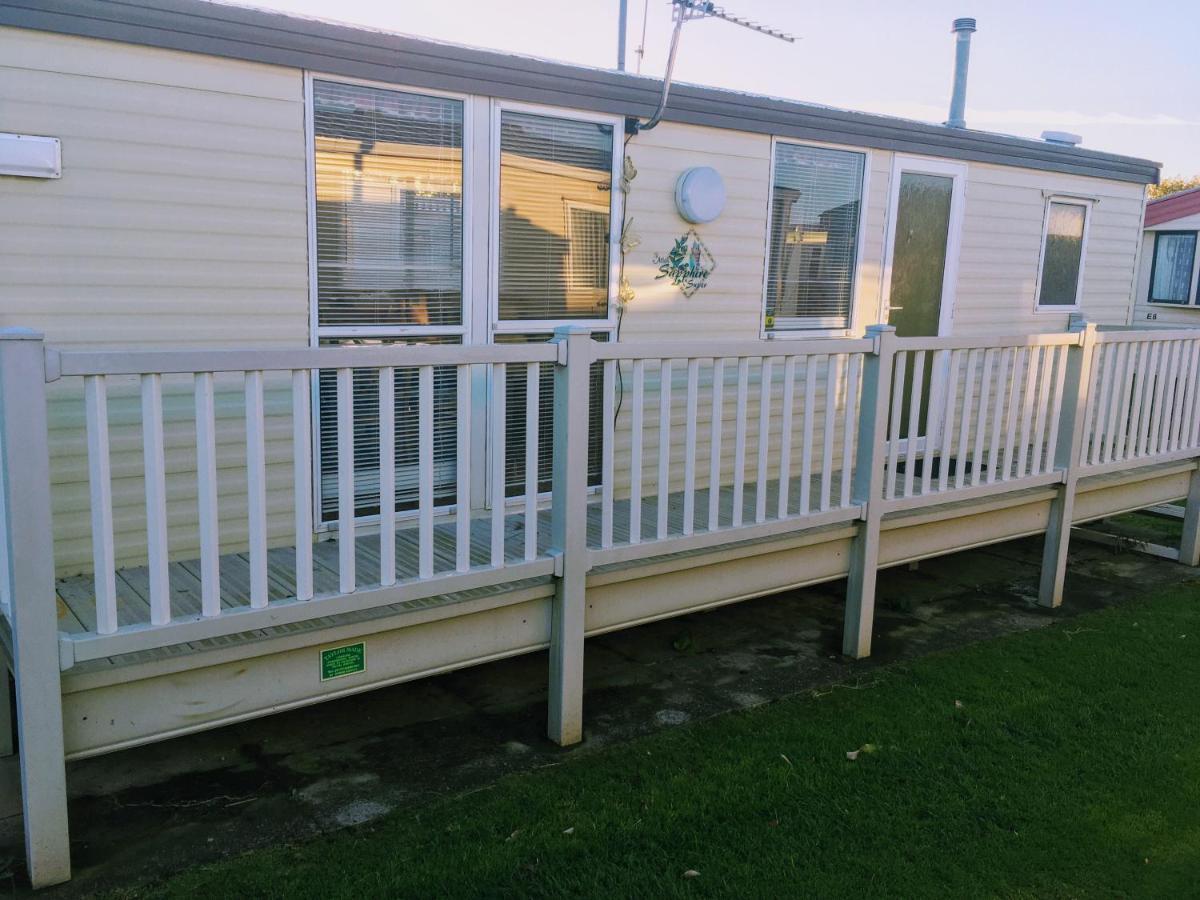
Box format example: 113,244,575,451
0,329,71,887
1038,320,1097,607
547,326,593,746
843,324,896,659
1179,467,1200,567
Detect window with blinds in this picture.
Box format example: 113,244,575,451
1037,200,1088,308
312,80,464,329
498,111,614,323
1148,232,1197,305
764,143,865,332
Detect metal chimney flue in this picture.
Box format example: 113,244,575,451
946,17,977,129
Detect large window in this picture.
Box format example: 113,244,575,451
1036,199,1090,309
764,142,865,333
1148,231,1198,305
496,110,616,324
312,79,465,521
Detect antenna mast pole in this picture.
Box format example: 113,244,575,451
630,0,796,134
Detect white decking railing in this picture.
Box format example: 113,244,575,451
2,322,1200,668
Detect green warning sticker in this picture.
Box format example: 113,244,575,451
320,642,366,681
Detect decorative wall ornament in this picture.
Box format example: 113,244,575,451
653,230,716,297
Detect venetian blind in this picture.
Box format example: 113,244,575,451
498,112,614,322
313,80,464,328
765,143,865,331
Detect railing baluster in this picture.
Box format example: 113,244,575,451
1110,344,1134,463
195,373,221,615
955,350,978,489
1089,344,1114,466
1000,348,1022,481
938,350,962,493
141,373,170,624
658,359,673,538
755,358,772,523
778,355,797,517
921,350,947,495
601,360,616,547
490,363,507,566
1124,341,1146,460
523,361,540,562
1157,341,1180,454
335,367,356,593
971,349,994,486
800,355,818,513
820,355,840,511
1015,346,1038,478
1168,340,1189,451
379,367,396,585
418,364,435,577
708,358,725,530
1043,345,1069,469
1147,342,1170,456
1137,342,1161,457
455,364,471,573
291,370,313,601
245,370,268,608
683,358,699,535
630,359,645,543
903,350,924,498
732,357,750,527
1031,346,1055,475
884,351,906,501
1186,341,1200,449
85,375,117,634
840,354,860,509
986,348,1009,483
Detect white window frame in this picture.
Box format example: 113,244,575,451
878,154,967,337
1033,195,1092,314
760,137,872,340
304,71,476,532
488,99,624,339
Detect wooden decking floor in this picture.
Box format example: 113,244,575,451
56,472,852,647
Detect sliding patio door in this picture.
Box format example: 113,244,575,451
310,79,467,523
490,105,621,499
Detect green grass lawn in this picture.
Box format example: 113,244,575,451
131,587,1200,899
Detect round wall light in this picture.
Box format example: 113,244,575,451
674,166,726,224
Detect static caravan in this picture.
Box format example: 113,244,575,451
2,0,1195,887
1133,187,1200,324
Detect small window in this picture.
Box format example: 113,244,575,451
1036,199,1090,308
764,142,865,333
1148,231,1198,305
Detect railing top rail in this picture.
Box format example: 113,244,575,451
48,343,560,380
1094,327,1200,344
590,337,874,362
892,332,1083,352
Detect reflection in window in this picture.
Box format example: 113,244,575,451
765,143,865,331
498,112,614,321
1037,201,1088,307
313,80,464,328
1149,232,1197,305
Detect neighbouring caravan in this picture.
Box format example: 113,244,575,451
1133,187,1200,325
0,1,1183,887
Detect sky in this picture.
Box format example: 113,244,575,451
234,0,1199,177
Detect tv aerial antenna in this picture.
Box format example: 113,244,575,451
629,0,796,134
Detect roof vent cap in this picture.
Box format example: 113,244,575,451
1041,130,1083,147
